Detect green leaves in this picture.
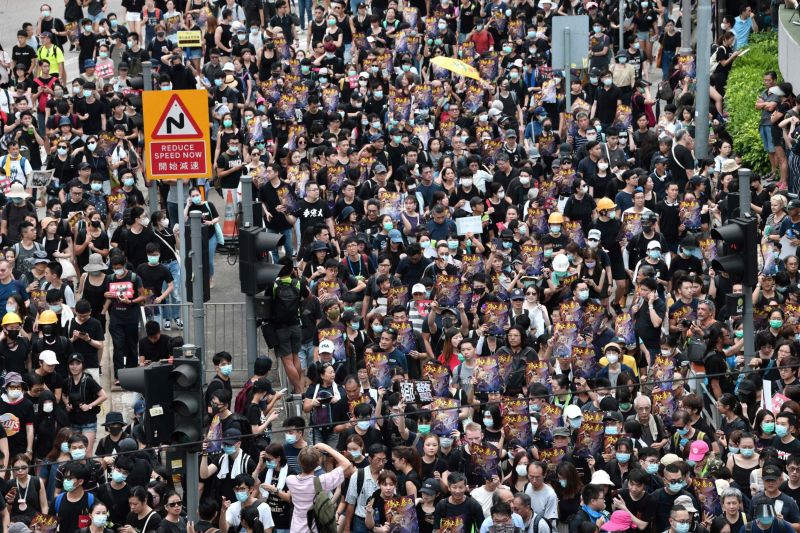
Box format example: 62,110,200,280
724,33,780,175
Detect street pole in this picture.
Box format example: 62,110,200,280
739,169,755,367
177,180,188,332
189,211,206,381
694,0,712,159
681,0,692,48
185,451,199,522
564,28,572,113
619,0,625,54
142,63,160,215
240,175,259,372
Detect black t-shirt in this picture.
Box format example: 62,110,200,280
75,99,107,135
135,263,173,300
138,335,171,363
635,298,667,344
705,351,734,395
63,373,102,425
66,318,104,369
259,180,295,232
103,271,143,323
295,199,330,235
619,489,654,526
669,144,695,189
98,482,131,527
432,497,486,532
0,337,31,376
125,510,162,533
116,227,158,269
11,45,36,71
216,152,244,189
56,491,93,533
0,396,34,456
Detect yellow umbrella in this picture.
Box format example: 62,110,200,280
430,56,484,82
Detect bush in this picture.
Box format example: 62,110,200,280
724,33,780,175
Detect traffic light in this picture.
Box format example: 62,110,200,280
118,363,174,445
170,355,204,450
711,215,759,286
239,226,284,295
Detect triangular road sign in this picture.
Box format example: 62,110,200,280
151,93,203,139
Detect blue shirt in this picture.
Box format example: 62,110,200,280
733,16,753,49
0,279,28,318
425,219,457,241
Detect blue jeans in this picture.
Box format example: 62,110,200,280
352,516,368,533
208,233,218,277
167,201,179,230
662,50,675,81
298,0,312,28
266,227,293,263
298,340,315,370
164,260,181,320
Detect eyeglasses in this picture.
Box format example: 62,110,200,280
167,501,182,507
13,465,27,471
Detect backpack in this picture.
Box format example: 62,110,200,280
272,278,301,319
234,379,255,415
307,476,337,533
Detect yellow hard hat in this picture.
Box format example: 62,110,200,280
548,212,564,224
2,312,22,326
38,310,58,325
596,197,616,211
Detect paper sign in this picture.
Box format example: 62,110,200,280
455,215,483,235
177,30,202,47
29,169,54,188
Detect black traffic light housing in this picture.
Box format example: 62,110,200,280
239,227,284,295
711,215,759,286
118,363,174,445
170,356,205,451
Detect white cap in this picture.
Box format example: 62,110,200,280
319,340,335,354
587,229,602,240
39,350,59,366
647,240,662,250
488,108,502,117
590,470,615,486
412,283,426,294
222,62,235,71
552,254,569,272
318,68,329,76
563,404,582,419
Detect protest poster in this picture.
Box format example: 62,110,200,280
563,221,585,248
316,281,341,300
463,83,485,113
459,283,473,308
366,352,391,388
380,191,403,221
582,302,606,333
435,274,460,307
614,313,635,346
387,286,409,309
29,169,54,189
651,356,675,390
526,361,549,388
540,404,563,432
680,200,702,229
539,447,566,471
385,496,418,533
699,236,717,263
481,301,509,336
693,478,722,516
461,253,484,278
475,357,502,393
503,413,532,447
439,516,463,533
496,353,514,383
415,299,434,319
527,207,549,235
422,362,450,397
470,443,500,480
478,53,499,80
572,344,599,379
455,216,483,235
400,380,434,404
652,388,675,427
429,397,460,436
206,415,223,452
31,514,58,533
318,327,346,361
521,243,544,276
391,320,415,353
619,212,643,241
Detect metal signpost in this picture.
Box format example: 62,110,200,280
552,16,590,112
240,175,260,370
694,0,713,158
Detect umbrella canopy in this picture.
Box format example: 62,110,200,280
430,56,483,82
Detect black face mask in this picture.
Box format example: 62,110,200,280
41,325,55,336
91,220,101,228
6,330,19,340
109,426,123,436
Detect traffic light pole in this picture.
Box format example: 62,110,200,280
240,175,259,371
189,211,206,382
142,63,160,216
694,0,712,159
739,169,755,366
185,451,200,522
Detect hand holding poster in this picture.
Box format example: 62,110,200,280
422,362,450,397
365,352,391,389
680,200,702,229
385,496,418,533
470,443,500,481
435,274,460,307
429,397,460,436
318,327,346,361
29,169,54,188
475,357,502,393
693,478,722,516
481,301,509,336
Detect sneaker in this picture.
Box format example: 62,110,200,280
163,320,171,330
175,318,184,329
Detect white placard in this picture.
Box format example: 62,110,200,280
455,216,483,235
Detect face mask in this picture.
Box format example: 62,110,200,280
520,177,531,186
675,523,691,533
214,78,223,87
356,420,371,431
123,177,135,187
668,481,685,493
771,319,784,329
90,182,102,192
728,446,740,455
619,57,628,64
87,141,97,151
585,261,597,269
509,464,526,477
63,479,76,492
578,290,589,302
83,25,93,32
147,256,160,266
192,195,202,205
776,425,789,437
608,211,616,219
328,17,337,25
421,241,431,249
440,437,453,448
70,448,86,460
502,241,513,250
60,442,69,454
483,417,494,428
84,90,93,99
498,191,506,199
502,45,513,54
550,224,561,234
676,427,689,436
448,240,459,250
543,249,554,259
98,51,108,59
594,25,602,33
569,418,582,429
649,250,661,260
417,423,431,435
383,222,394,231
285,434,298,445
234,490,249,503
374,91,383,99
43,402,53,413
438,23,448,31
223,445,237,455
223,119,233,128
616,452,631,463
603,78,613,87
57,147,69,156
605,425,619,435
7,389,21,400
762,422,775,433
634,42,641,49
372,324,383,334
646,463,659,474
112,470,127,483
220,364,233,377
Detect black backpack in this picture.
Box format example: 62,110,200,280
272,278,301,319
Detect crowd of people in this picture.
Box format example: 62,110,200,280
0,0,799,532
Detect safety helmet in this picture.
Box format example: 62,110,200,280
38,310,58,325
548,212,564,224
2,312,22,326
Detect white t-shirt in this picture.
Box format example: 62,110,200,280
225,500,274,532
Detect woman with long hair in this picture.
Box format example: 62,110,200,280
392,446,422,499
505,451,532,493
555,461,584,525
9,453,48,523
40,427,73,501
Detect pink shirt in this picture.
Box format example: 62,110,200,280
286,466,345,533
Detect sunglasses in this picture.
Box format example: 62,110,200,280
167,501,182,507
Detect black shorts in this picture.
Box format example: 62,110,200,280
275,323,302,357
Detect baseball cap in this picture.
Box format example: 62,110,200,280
674,495,698,513
762,463,782,481
647,240,662,250
373,162,387,173
564,404,582,420
319,340,335,354
39,350,59,366
389,229,403,243
222,428,242,445
602,511,634,532
688,440,710,461
68,353,84,363
660,453,682,466
552,426,571,438
412,283,426,294
419,478,441,496
603,411,623,423
510,288,525,300
587,229,601,240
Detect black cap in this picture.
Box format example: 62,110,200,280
419,478,441,495
603,411,623,422
103,411,124,426
763,463,782,481
252,377,274,394
222,428,242,445
68,353,84,363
